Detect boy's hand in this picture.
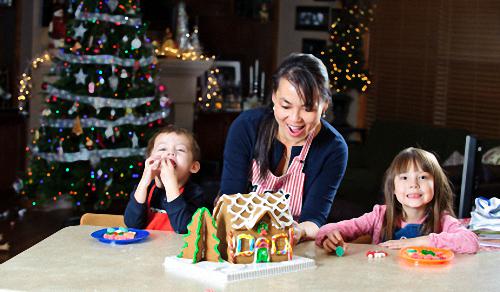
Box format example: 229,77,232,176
140,155,161,185
322,230,347,253
159,156,181,202
379,236,430,249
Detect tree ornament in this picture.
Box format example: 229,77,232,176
120,69,128,78
89,152,101,168
131,37,142,50
74,68,87,85
107,0,118,12
133,60,140,71
125,108,133,115
72,116,83,136
57,140,64,158
88,82,95,94
131,133,139,148
34,129,40,141
68,102,78,115
99,34,107,44
109,75,118,91
105,126,113,138
73,23,87,39
122,35,129,43
110,109,116,117
160,96,170,108
86,138,94,148
70,42,82,52
42,109,52,117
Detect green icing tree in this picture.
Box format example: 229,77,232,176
178,207,223,263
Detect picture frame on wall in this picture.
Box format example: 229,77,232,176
295,6,330,31
302,39,327,58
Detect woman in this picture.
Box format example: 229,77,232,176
221,53,348,242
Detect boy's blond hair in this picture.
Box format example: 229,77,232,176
146,125,201,161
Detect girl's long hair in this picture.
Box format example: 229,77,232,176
254,53,331,178
381,147,455,240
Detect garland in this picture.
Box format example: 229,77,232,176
33,147,145,162
46,84,155,109
76,12,142,26
40,109,169,128
54,50,154,67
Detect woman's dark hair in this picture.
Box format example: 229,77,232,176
254,53,331,178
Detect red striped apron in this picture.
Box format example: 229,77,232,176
145,184,179,231
250,132,315,218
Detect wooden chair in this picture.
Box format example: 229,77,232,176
80,213,126,227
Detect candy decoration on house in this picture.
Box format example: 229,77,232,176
213,192,294,264
16,0,169,211
324,0,375,94
178,207,223,263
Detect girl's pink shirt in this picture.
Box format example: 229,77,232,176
316,205,479,254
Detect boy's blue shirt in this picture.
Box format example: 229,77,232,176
124,180,213,233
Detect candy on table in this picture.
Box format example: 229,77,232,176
405,248,447,260
365,250,388,258
335,246,345,257
103,227,136,240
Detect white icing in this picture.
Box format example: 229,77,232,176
220,192,294,230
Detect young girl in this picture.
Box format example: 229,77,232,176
316,147,479,254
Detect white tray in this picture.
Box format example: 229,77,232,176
164,255,316,283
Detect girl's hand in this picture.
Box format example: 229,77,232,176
322,230,347,253
379,236,430,249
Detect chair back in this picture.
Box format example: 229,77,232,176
80,213,126,227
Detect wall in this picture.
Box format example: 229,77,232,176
277,0,340,63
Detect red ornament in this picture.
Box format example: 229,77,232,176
41,82,48,90
158,84,166,92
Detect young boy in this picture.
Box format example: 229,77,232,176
124,125,213,233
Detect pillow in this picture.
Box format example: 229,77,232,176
481,146,500,183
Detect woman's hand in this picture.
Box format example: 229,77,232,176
293,221,319,244
322,230,347,253
379,236,430,249
292,222,306,245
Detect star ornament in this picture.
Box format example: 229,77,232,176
73,23,87,39
74,69,87,85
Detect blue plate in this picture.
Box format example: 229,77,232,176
91,227,149,244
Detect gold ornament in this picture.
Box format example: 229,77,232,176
71,42,82,52
72,116,83,136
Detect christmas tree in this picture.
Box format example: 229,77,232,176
324,1,375,94
16,0,170,211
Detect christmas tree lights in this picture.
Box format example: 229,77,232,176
15,0,169,211
325,1,375,94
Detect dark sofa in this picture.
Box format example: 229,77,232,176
328,120,470,223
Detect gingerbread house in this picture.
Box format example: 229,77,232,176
213,192,294,264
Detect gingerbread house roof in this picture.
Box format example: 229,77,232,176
214,192,294,230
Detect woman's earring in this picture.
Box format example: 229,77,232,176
322,112,326,118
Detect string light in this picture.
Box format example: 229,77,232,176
17,52,51,114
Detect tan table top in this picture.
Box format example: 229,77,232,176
0,225,498,291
